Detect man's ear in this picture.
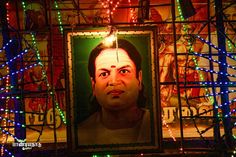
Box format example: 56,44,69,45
91,77,95,95
138,71,142,90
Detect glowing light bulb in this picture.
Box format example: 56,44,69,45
103,32,117,47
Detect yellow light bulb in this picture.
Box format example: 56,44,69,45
103,34,117,47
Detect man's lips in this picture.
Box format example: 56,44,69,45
107,90,124,96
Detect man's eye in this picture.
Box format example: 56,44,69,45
99,72,109,77
119,69,129,74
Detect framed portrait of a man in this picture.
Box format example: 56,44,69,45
66,26,162,155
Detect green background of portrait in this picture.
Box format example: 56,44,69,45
72,33,152,123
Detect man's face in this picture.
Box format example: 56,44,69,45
91,48,142,111
224,5,236,33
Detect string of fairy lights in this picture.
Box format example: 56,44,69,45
227,39,236,55
194,36,236,121
0,1,67,156
0,38,32,157
54,0,63,34
128,0,135,23
0,145,14,157
98,0,122,23
21,0,66,124
1,68,9,155
176,0,215,105
177,0,234,149
97,0,136,23
176,0,236,144
1,3,14,157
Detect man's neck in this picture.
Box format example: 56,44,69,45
100,106,144,129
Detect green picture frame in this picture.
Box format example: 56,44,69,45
66,26,162,155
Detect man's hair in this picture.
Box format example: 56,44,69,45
87,38,147,111
88,39,142,79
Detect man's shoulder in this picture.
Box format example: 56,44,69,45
78,112,100,130
142,108,150,116
141,108,150,123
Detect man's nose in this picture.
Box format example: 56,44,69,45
108,71,120,86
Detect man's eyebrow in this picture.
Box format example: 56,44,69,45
118,65,132,70
97,68,109,71
97,65,132,71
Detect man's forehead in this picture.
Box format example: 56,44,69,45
97,48,129,58
95,48,135,69
96,61,133,70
